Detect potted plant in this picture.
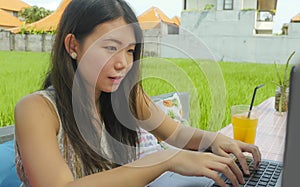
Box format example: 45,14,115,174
274,51,295,113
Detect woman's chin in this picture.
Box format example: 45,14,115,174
100,85,120,93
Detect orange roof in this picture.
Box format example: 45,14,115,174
171,16,181,26
0,0,30,12
291,13,300,22
10,0,71,33
0,9,23,28
138,7,180,30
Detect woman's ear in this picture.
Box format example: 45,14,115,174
64,34,79,60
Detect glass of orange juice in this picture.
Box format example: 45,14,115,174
231,105,258,144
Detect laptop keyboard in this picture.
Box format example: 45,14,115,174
212,157,283,187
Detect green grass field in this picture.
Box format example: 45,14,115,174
0,51,50,127
141,57,278,130
0,51,280,130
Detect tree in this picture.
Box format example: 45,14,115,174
18,6,53,24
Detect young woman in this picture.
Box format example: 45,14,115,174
14,0,261,187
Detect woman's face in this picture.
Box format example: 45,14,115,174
75,18,137,93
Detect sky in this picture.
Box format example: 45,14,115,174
21,0,300,34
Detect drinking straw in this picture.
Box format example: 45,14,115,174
248,84,265,118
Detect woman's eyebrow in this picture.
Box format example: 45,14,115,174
103,38,122,45
103,38,136,46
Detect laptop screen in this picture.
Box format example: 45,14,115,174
281,65,300,186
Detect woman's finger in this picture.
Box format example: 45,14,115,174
213,147,232,158
234,151,250,175
239,142,261,169
202,168,228,187
209,160,241,187
219,157,245,185
206,154,244,186
223,143,250,175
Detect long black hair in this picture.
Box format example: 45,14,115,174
44,0,144,175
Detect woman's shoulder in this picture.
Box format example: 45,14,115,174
16,87,56,112
15,91,53,112
15,90,60,133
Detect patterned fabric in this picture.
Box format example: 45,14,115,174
138,93,190,155
137,128,163,159
153,93,183,122
152,92,189,126
152,93,189,150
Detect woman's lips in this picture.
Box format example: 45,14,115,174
109,76,124,84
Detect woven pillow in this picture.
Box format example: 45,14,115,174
152,92,189,125
138,92,190,158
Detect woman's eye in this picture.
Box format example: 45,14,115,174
105,46,117,52
127,49,135,54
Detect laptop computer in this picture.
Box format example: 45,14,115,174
148,65,300,187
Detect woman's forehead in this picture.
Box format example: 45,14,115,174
91,18,137,45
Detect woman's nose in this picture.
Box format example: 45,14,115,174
114,50,128,70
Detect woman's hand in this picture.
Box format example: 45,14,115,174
210,133,261,175
168,150,245,187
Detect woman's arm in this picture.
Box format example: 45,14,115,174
15,94,245,187
136,92,261,176
151,115,261,175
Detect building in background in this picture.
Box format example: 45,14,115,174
10,1,180,35
1,0,181,55
291,12,300,22
160,0,299,64
0,0,30,29
1,0,299,65
0,9,23,29
137,7,181,57
286,12,300,37
10,0,71,33
183,0,277,35
138,7,180,35
0,0,30,17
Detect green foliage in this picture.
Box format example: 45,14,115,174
273,51,295,88
17,6,56,34
273,51,295,113
270,9,276,15
203,4,215,11
18,6,53,24
241,8,256,11
182,9,202,13
18,24,56,35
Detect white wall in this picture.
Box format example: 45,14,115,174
161,32,300,64
160,10,300,64
180,10,256,37
186,0,218,10
0,31,55,52
242,0,257,9
188,0,256,11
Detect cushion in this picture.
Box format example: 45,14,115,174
153,92,183,122
0,140,21,187
137,128,164,158
138,92,190,158
0,166,21,187
151,92,190,122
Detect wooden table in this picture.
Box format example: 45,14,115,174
219,97,287,162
